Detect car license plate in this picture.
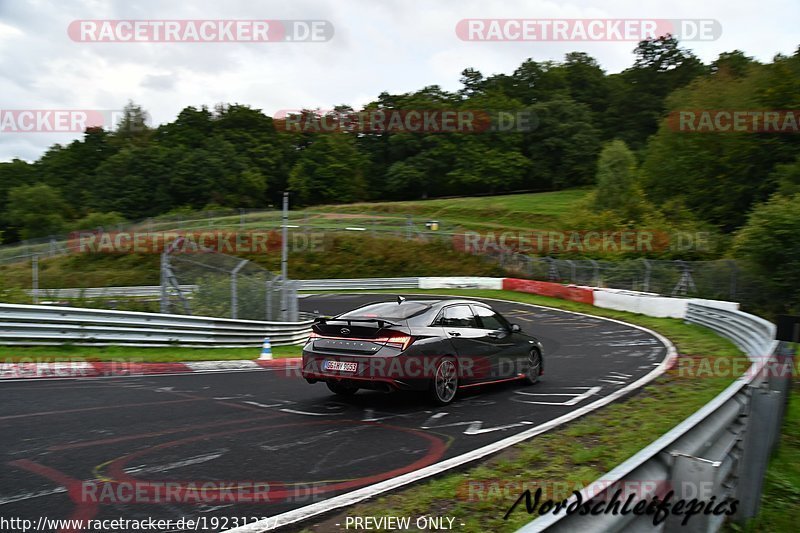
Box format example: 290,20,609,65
323,360,357,372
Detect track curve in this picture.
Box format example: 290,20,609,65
0,294,674,532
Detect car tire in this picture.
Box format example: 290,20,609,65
326,380,359,396
522,349,542,385
429,357,459,405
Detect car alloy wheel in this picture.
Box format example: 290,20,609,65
431,357,458,405
524,349,542,385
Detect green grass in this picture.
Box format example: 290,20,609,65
0,234,505,290
0,344,302,362
309,189,591,232
134,189,591,234
294,288,746,533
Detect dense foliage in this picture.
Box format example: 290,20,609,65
0,36,750,242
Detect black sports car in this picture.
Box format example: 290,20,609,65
301,298,544,404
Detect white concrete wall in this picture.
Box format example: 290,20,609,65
593,288,739,319
418,277,504,290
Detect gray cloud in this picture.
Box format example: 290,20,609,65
0,0,797,161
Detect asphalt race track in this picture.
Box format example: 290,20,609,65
0,294,670,532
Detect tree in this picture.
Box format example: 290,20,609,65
5,184,68,239
288,134,368,204
91,144,174,218
0,159,36,241
606,36,706,148
72,211,127,231
773,155,800,197
524,97,601,189
593,140,647,220
733,194,800,312
642,50,800,230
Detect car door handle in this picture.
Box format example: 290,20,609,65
487,331,501,338
447,331,461,337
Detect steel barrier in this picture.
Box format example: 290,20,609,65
26,279,419,299
295,277,420,291
515,303,789,532
0,303,313,347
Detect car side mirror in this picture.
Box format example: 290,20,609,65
511,324,521,333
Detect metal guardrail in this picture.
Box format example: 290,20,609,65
295,277,420,291
27,285,198,299
26,279,420,299
0,303,313,347
31,279,428,296
516,303,789,532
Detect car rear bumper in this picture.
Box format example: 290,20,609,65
301,352,435,391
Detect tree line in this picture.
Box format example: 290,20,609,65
0,36,798,245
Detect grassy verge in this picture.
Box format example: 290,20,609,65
0,344,302,362
293,289,744,532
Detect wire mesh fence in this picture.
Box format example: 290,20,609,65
160,237,298,321
477,247,752,301
2,208,765,310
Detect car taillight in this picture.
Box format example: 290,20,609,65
382,334,414,351
305,331,320,344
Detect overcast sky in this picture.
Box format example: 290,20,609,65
0,0,797,162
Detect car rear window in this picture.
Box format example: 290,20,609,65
338,301,431,320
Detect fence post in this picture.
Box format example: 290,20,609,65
31,254,39,304
545,257,559,282
589,259,601,287
266,278,273,321
728,259,738,300
230,259,249,319
281,192,289,319
289,281,299,321
160,252,168,314
642,258,651,293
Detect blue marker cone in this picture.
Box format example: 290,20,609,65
259,337,273,360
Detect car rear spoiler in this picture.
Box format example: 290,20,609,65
313,317,399,329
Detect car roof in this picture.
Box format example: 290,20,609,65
408,298,491,310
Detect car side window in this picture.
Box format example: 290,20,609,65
473,305,508,330
436,305,477,328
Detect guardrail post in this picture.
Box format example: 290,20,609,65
734,386,783,522
667,453,729,533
